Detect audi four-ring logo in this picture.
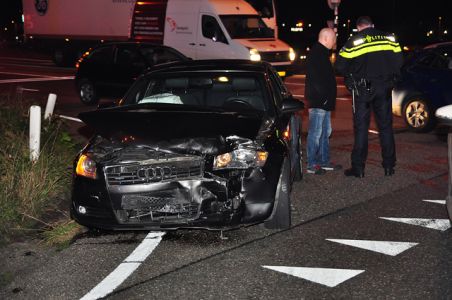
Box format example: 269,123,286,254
136,166,174,180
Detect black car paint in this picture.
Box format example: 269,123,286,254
71,60,303,231
75,42,189,104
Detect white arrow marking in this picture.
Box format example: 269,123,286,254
262,266,365,288
326,239,418,256
423,200,446,205
380,217,451,231
80,231,165,300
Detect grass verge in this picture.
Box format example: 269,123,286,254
0,94,81,247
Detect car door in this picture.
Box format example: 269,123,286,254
196,14,231,60
410,52,452,108
112,44,149,97
81,45,115,93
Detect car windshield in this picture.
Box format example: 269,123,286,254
138,46,185,66
220,15,274,39
123,73,271,113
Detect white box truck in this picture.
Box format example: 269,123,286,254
22,0,295,75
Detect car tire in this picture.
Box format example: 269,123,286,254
264,158,291,230
447,132,452,222
294,131,303,181
402,96,435,133
77,78,99,105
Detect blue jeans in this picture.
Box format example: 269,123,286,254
307,108,332,168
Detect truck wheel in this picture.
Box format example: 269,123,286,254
264,158,291,230
78,79,99,105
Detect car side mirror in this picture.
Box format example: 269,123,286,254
281,96,304,114
435,105,452,126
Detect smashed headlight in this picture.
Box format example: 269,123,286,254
214,149,268,170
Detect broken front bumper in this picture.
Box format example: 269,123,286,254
71,166,275,230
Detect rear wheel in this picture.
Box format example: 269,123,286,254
402,96,435,133
264,158,291,230
77,78,99,105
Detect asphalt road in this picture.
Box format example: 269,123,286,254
0,48,450,300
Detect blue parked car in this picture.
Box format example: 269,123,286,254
392,42,452,132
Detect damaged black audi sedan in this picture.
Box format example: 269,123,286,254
71,60,304,231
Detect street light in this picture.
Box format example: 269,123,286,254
327,0,341,33
327,0,341,51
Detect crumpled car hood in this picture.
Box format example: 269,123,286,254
79,106,274,157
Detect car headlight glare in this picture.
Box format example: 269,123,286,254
76,154,97,179
214,149,268,169
289,48,296,61
215,152,232,168
249,48,261,61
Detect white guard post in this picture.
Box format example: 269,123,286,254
44,93,57,120
29,105,41,162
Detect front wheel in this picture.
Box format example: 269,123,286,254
77,78,99,105
402,96,435,133
264,158,291,230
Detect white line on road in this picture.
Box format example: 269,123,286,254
423,200,446,205
292,94,350,101
262,266,365,288
80,231,165,300
285,82,347,89
0,71,55,78
0,56,53,63
0,76,74,84
17,87,40,92
326,239,418,256
380,217,451,231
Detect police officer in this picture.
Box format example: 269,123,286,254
336,16,403,178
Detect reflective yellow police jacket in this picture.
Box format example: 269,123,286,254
335,27,404,81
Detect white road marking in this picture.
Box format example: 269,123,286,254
0,71,54,78
17,88,40,92
289,74,306,79
80,231,165,300
291,94,350,101
262,266,365,288
0,56,53,62
380,217,451,231
286,82,305,86
368,129,379,134
423,200,446,205
0,76,74,84
326,239,418,256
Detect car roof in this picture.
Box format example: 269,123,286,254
143,59,271,75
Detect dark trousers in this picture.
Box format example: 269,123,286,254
352,83,396,170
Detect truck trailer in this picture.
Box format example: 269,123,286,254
22,0,295,75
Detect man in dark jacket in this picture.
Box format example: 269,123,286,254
335,16,403,178
305,27,341,175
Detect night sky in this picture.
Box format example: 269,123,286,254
276,0,451,49
1,0,450,49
